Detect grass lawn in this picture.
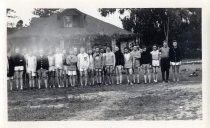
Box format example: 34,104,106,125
8,63,202,121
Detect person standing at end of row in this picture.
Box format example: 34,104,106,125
170,40,182,82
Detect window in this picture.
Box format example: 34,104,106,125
63,16,73,27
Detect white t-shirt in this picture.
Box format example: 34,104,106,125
26,55,36,72
77,53,89,71
150,50,160,60
55,53,63,69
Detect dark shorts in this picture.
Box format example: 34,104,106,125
48,71,56,77
88,69,95,76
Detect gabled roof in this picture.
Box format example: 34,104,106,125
8,9,132,39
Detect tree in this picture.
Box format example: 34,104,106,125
7,8,20,28
32,8,60,17
98,8,201,47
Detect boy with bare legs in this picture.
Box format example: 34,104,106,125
150,44,161,83
36,49,49,89
170,40,182,82
13,48,26,90
104,46,115,85
131,45,141,84
124,47,133,85
93,47,103,85
88,49,95,86
55,48,63,88
26,50,37,89
66,50,78,87
77,48,89,86
141,46,152,84
114,46,124,85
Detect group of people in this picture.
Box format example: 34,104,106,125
7,40,181,91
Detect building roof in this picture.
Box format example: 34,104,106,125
8,9,132,39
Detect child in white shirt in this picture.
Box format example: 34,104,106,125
77,47,89,86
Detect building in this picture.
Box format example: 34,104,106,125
8,9,136,53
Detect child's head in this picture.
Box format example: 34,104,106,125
124,47,129,53
142,46,147,52
62,49,66,54
106,46,111,52
69,50,74,55
172,40,178,47
56,48,60,53
115,46,119,52
163,40,168,47
80,47,85,54
100,48,104,54
153,44,157,51
22,48,27,54
133,45,138,51
15,47,20,53
95,47,100,53
88,49,93,55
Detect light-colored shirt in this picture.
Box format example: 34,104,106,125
77,53,89,70
160,47,170,58
104,52,115,66
48,55,55,67
124,53,133,68
150,50,160,60
130,50,141,67
55,53,63,68
26,55,36,71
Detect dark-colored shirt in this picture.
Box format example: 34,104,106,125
36,55,49,70
7,56,14,77
169,46,181,62
12,53,26,67
141,50,152,65
115,51,125,66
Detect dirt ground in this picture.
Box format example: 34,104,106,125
8,64,202,121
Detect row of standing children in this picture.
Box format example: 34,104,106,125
7,40,181,91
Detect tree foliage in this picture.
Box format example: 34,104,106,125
32,8,60,17
98,8,201,49
7,8,20,28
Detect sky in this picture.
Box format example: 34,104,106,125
8,8,130,29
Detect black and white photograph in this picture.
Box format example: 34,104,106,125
6,7,203,121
